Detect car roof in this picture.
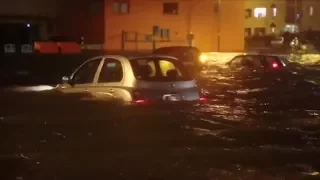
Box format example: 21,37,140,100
86,55,179,62
129,55,179,61
236,54,279,58
154,46,200,51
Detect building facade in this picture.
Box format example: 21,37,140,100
0,0,59,43
104,0,245,52
56,0,104,43
244,0,320,36
300,0,320,31
244,0,288,36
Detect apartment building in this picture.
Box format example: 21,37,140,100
300,0,320,31
104,0,245,52
244,0,287,36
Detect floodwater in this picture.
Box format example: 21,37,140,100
0,66,320,179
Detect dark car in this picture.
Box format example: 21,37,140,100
226,54,286,71
221,54,308,87
153,46,207,75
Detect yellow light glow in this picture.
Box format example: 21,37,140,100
199,54,208,63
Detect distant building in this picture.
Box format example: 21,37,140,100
104,0,245,52
0,0,58,43
244,0,288,36
300,0,320,31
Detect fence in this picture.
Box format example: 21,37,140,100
1,42,81,54
121,28,188,52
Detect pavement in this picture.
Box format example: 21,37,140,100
0,66,320,179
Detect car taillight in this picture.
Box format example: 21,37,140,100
135,99,148,104
200,97,208,101
272,62,279,68
132,90,155,105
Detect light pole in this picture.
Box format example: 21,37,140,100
217,0,221,52
186,0,199,47
294,0,298,32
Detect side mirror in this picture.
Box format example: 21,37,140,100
62,76,69,84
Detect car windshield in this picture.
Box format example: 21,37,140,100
130,57,193,81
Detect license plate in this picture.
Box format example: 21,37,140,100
163,94,182,101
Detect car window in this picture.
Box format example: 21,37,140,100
130,58,192,82
98,59,123,83
72,59,101,84
159,60,183,77
230,56,243,68
243,56,263,68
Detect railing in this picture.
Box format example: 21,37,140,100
2,42,82,54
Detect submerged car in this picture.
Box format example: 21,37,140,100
226,54,286,71
153,46,208,75
56,55,207,105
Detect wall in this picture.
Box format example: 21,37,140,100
56,0,104,43
104,0,244,52
301,1,320,31
0,0,58,17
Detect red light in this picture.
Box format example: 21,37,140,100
199,97,208,101
272,62,279,68
135,99,147,104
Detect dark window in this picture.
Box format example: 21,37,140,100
245,9,252,18
130,58,192,82
72,59,101,84
245,28,252,37
98,59,123,83
254,27,266,36
160,29,170,39
229,56,243,68
163,3,179,15
241,56,263,68
113,1,130,14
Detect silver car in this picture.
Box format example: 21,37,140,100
56,55,205,105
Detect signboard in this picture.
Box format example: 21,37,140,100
21,44,33,53
145,35,153,42
4,44,15,53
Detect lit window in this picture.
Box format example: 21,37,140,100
270,4,276,17
254,8,267,18
272,8,277,17
271,27,275,33
310,6,313,16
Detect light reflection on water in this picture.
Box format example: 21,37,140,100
188,68,320,142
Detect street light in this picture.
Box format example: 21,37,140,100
215,0,221,52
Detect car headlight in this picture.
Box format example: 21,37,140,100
199,55,208,63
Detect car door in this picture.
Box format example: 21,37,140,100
62,58,103,95
91,58,125,101
226,56,244,79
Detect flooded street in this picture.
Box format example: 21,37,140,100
1,66,320,180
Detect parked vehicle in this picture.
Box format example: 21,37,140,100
153,46,208,75
226,54,286,71
56,55,207,105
